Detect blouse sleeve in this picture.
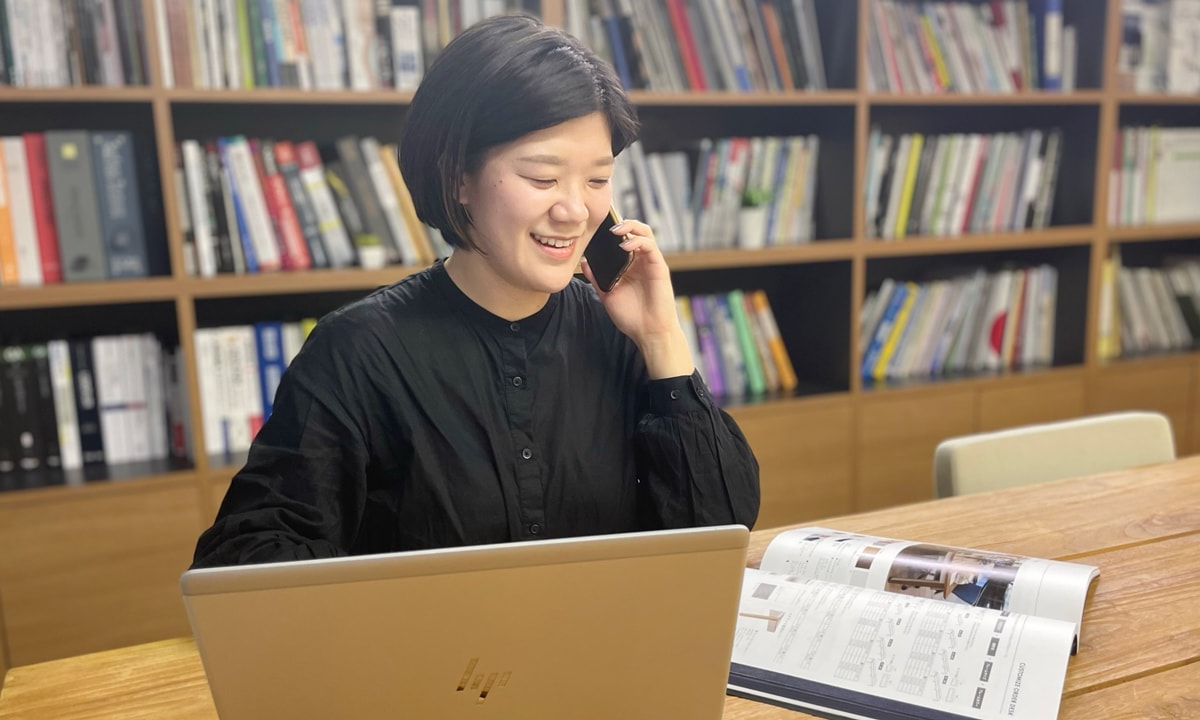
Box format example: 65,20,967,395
633,370,761,530
190,325,371,569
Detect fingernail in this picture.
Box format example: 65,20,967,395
619,240,633,249
610,222,625,232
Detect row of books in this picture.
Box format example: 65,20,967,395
566,0,828,92
194,319,315,458
864,128,1063,241
676,290,797,399
0,0,151,87
1118,0,1200,94
860,264,1058,382
177,135,447,278
155,0,537,90
1108,126,1200,227
1,130,163,287
867,0,1075,93
0,335,189,477
615,136,819,254
1097,250,1200,359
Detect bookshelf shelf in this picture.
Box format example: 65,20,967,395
866,92,1105,106
665,242,856,270
1115,93,1200,105
0,278,180,311
165,88,417,105
183,267,422,300
859,365,1087,397
1101,349,1200,369
1107,224,1200,242
861,227,1096,257
0,467,199,509
628,90,860,107
0,87,156,103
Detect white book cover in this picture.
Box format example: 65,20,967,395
92,336,129,464
220,0,242,88
227,138,283,271
646,153,684,253
1038,265,1057,365
153,0,174,87
193,329,224,456
142,334,169,461
1020,265,1043,366
47,339,84,471
188,0,210,88
182,140,218,277
1150,127,1200,224
918,135,950,236
389,6,424,90
1167,0,1200,93
342,0,376,90
202,0,223,88
797,135,819,242
299,0,337,90
121,334,151,463
1,137,43,286
281,322,305,367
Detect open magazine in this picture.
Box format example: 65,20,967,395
727,527,1100,720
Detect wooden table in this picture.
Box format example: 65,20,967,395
4,456,1200,719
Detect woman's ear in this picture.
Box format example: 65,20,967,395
456,174,472,206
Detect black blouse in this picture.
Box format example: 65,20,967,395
192,261,760,568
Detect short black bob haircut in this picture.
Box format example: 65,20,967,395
399,14,639,252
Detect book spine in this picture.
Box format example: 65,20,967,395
47,339,84,471
90,131,150,278
295,141,355,267
23,133,64,283
2,137,44,286
274,140,329,269
46,130,108,281
69,338,106,465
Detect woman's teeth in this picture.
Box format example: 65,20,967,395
533,234,572,248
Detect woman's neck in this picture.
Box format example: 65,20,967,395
443,251,551,322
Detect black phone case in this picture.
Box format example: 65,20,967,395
583,210,633,292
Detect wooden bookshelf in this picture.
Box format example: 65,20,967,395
4,0,1200,669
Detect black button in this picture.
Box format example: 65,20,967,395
510,322,521,332
696,387,704,397
529,523,542,535
513,376,524,387
521,448,533,460
669,389,679,400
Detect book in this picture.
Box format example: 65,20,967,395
727,526,1099,720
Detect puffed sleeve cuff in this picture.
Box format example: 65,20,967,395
644,370,714,417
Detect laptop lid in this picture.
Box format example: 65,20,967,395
181,524,749,720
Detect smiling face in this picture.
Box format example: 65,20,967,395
447,112,615,319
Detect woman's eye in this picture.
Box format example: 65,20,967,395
589,178,611,187
527,177,556,187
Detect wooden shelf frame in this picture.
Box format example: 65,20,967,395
1,0,1199,485
9,0,1200,670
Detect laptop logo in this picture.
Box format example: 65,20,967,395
456,658,512,704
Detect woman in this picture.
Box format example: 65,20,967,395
191,14,759,568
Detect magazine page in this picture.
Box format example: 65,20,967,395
729,569,1076,720
758,528,1099,639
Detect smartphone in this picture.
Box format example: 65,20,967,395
583,207,634,292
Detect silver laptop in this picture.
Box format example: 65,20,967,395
181,525,749,720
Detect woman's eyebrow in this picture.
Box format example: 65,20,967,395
516,154,615,167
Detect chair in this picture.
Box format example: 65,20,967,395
934,411,1176,497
